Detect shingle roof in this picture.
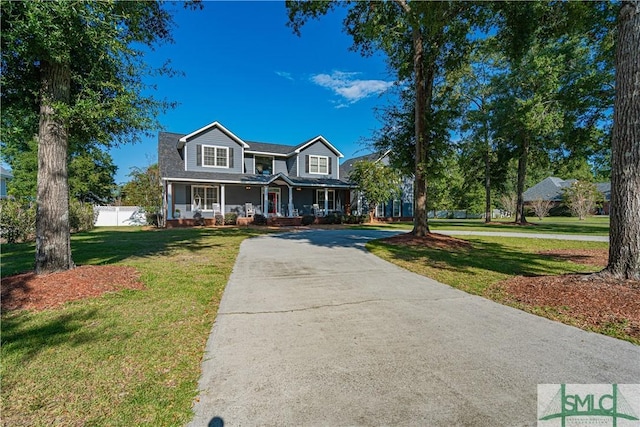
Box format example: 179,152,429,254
523,177,610,202
339,151,389,181
244,141,293,155
0,166,13,178
159,132,353,187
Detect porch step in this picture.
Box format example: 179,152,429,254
268,217,302,227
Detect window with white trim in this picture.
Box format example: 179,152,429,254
309,155,328,174
393,199,401,217
192,186,219,211
203,145,228,168
316,189,335,210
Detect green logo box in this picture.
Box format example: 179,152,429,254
538,384,640,427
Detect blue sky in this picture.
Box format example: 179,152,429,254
110,1,397,184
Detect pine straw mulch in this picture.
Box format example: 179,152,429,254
379,233,640,341
1,265,144,312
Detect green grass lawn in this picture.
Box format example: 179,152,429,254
1,226,268,426
356,215,610,236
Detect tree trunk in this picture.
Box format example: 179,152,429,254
484,137,491,223
605,1,640,280
411,25,430,237
35,60,74,274
514,133,529,225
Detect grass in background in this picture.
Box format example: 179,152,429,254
354,216,610,236
1,227,268,426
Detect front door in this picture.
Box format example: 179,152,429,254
268,190,280,215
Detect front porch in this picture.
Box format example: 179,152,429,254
163,179,352,222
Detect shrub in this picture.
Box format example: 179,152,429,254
0,199,36,243
224,212,238,225
344,214,366,224
214,214,225,226
69,199,96,232
301,214,315,226
325,213,343,224
253,214,267,226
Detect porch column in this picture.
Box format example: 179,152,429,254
220,184,226,215
166,181,172,219
288,185,294,217
263,185,269,216
324,188,329,213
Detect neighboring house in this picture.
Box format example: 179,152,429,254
340,151,414,219
0,166,13,199
523,176,610,214
158,121,353,223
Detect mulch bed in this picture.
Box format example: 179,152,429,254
1,265,144,312
500,248,640,339
380,232,473,250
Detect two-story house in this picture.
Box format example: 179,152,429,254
159,121,354,224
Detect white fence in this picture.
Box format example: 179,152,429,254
94,206,146,226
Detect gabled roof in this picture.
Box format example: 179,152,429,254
339,150,391,180
523,176,610,202
293,136,344,158
177,121,250,149
0,166,13,179
523,177,572,202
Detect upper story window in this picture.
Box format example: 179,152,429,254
202,145,228,168
309,155,329,174
255,156,273,175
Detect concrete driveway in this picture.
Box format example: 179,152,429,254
189,229,639,426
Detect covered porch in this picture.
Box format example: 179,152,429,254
163,173,353,223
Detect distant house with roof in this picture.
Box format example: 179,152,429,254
340,151,414,219
0,166,13,199
523,176,610,214
158,121,355,225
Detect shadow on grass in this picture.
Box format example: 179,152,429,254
1,227,268,278
428,219,610,235
269,228,405,252
1,308,111,364
368,236,585,281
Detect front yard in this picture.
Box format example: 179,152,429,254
1,227,267,426
1,220,637,425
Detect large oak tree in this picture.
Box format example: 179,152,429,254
287,0,483,236
606,1,640,279
1,1,183,273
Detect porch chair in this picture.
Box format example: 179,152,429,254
245,203,255,218
313,204,324,217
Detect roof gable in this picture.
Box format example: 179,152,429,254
178,121,249,149
294,136,344,158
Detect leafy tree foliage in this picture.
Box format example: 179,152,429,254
288,0,487,236
349,160,401,223
121,164,163,227
491,1,616,224
1,1,183,273
562,181,601,220
2,137,117,203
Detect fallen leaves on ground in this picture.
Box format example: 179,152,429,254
1,265,144,312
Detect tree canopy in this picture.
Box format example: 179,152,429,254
1,1,186,273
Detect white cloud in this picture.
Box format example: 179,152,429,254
275,71,294,81
311,71,394,105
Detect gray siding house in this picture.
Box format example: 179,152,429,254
340,151,414,219
159,121,353,222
